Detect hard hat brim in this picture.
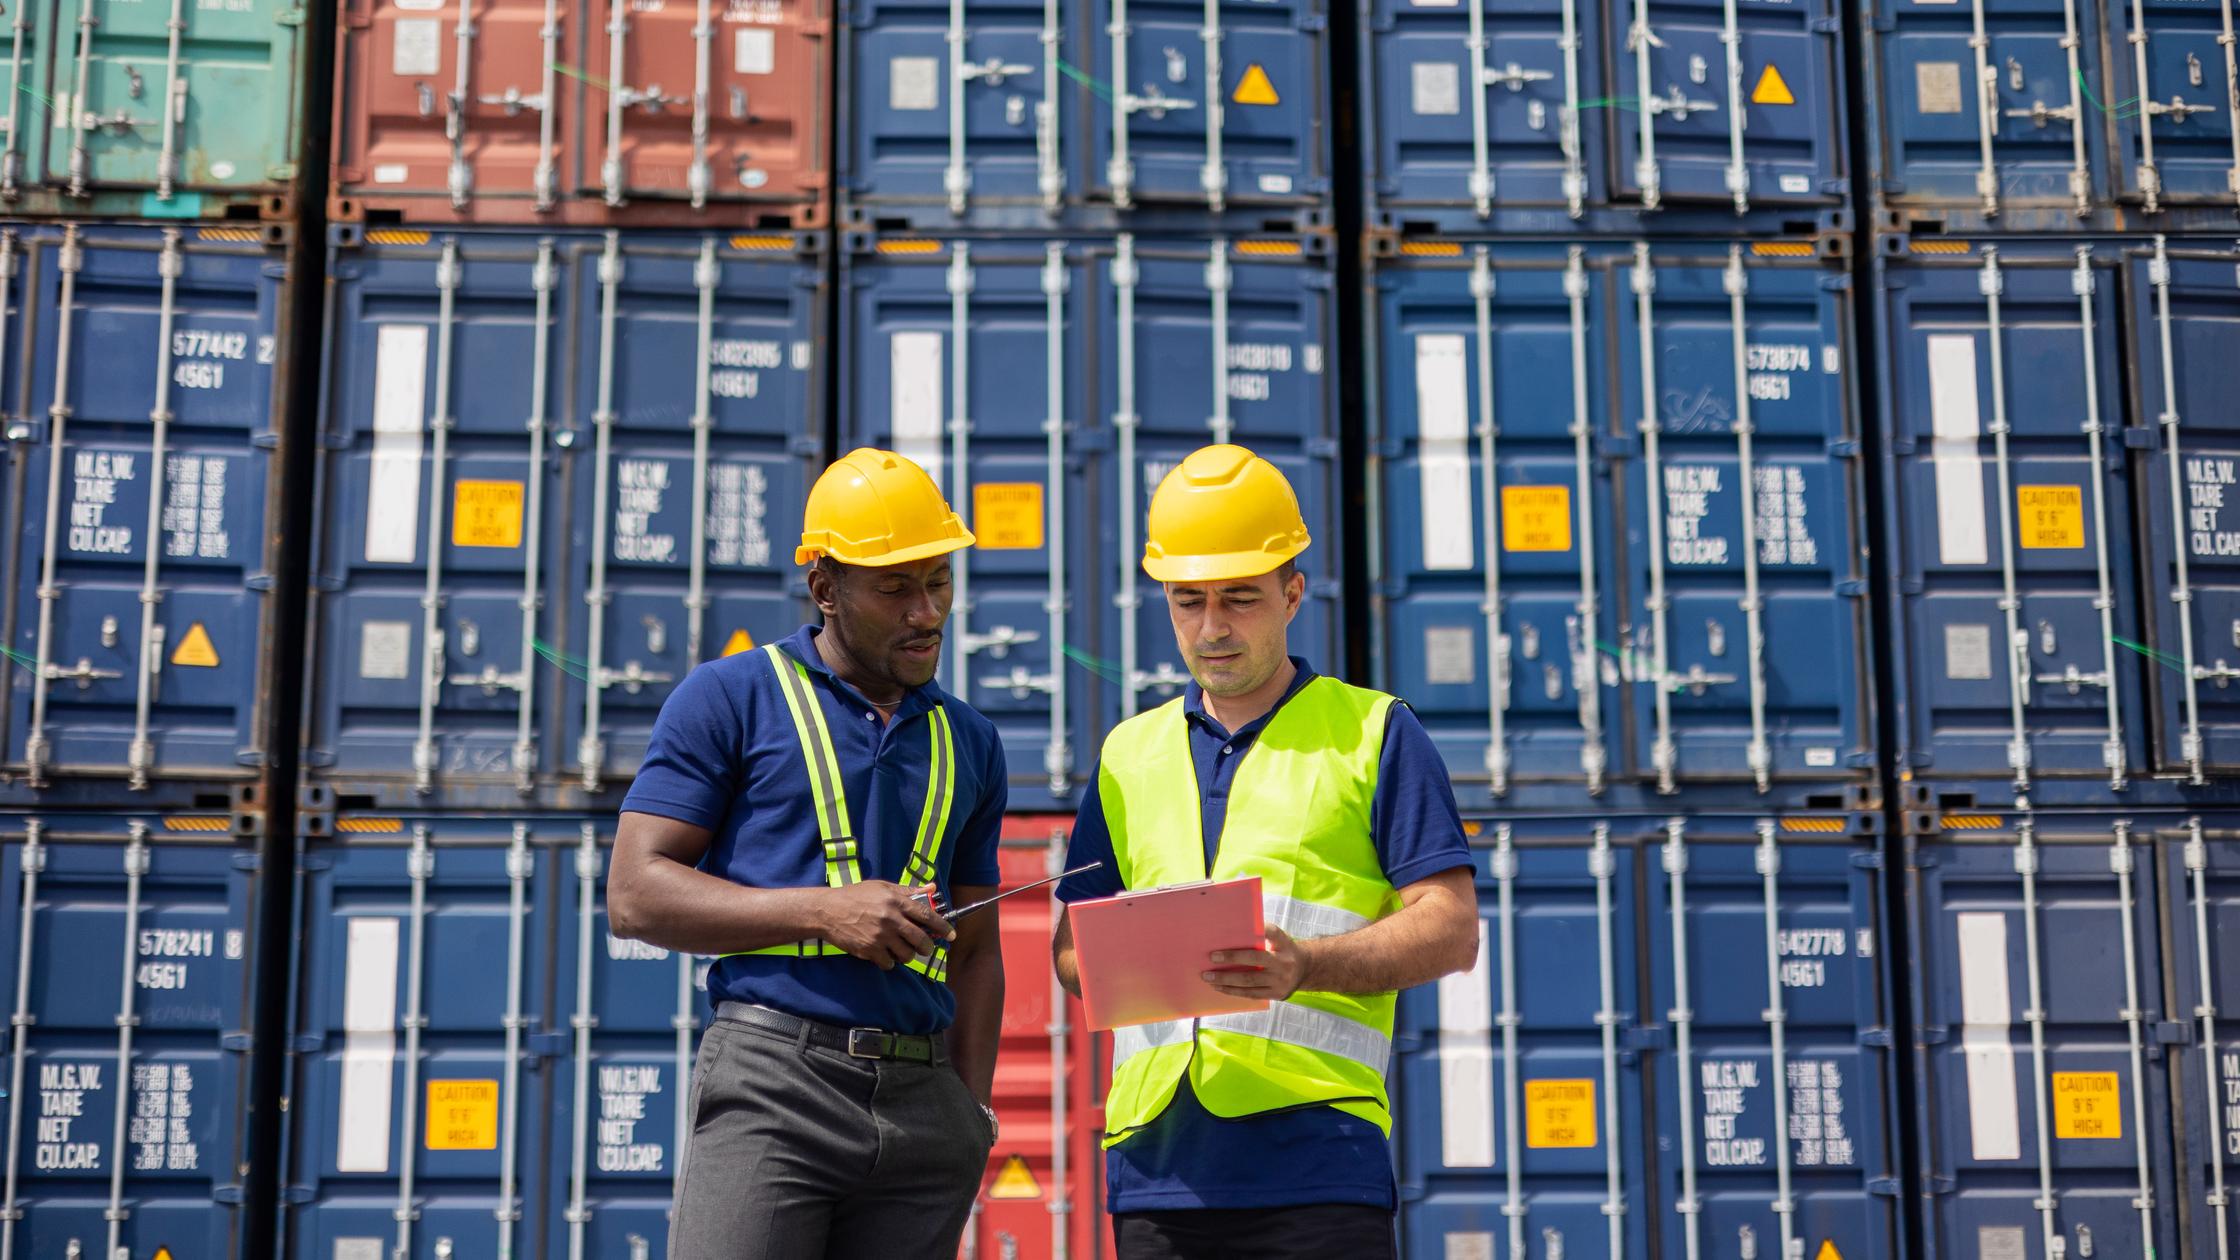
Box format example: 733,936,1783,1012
1141,539,1308,584
795,528,976,568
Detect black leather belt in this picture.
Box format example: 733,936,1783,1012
714,1000,945,1065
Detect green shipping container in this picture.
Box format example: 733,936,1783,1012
0,0,303,218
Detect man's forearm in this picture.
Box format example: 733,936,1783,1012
1052,910,1081,998
611,854,831,956
945,944,1004,1103
1294,887,1477,996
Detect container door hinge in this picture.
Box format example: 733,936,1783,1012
2124,427,2160,450
1917,1024,1950,1046
1827,438,1861,458
1810,16,1839,32
1927,1174,1957,1196
1622,1024,1669,1051
283,1186,317,1206
221,1031,254,1051
230,852,260,872
2154,1020,2193,1045
1857,1026,1893,1048
1868,1177,1902,1197
291,1033,327,1052
214,1186,246,1205
1836,579,1867,597
1850,849,1883,870
529,1031,571,1057
245,574,274,592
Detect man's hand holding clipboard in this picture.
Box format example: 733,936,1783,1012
1066,876,1279,1032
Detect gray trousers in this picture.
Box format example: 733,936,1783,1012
669,1011,994,1260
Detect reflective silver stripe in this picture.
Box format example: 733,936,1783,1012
1112,1019,1192,1071
1201,1001,1392,1077
1262,894,1371,942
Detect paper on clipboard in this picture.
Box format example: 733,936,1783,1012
1069,876,1267,1032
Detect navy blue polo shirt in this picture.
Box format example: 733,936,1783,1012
1057,659,1472,1212
621,624,1006,1035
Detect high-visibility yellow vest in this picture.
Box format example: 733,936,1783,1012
1095,675,1400,1147
721,644,957,982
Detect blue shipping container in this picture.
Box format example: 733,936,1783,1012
841,0,1330,229
837,232,1343,812
1878,236,2240,809
284,818,703,1260
0,223,288,806
1359,0,1848,235
0,813,259,1259
304,227,822,812
1396,813,1896,1260
1861,0,2240,231
1907,813,2201,1260
1371,240,1874,812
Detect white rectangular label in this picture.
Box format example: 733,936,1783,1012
359,620,413,681
334,1242,383,1260
1805,746,1837,767
1956,911,2021,1161
1412,62,1461,116
1944,623,1993,681
1257,173,1294,194
391,18,440,76
889,331,946,492
1435,919,1495,1168
1779,173,1812,193
735,27,775,74
890,56,940,111
371,164,409,185
337,917,401,1173
1926,334,1989,566
365,324,429,565
1415,334,1474,572
1445,1236,1495,1260
1425,625,1476,686
1916,61,1964,112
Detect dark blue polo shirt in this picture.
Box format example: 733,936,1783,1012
1056,659,1472,1212
621,624,1006,1035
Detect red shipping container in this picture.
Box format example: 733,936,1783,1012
330,0,830,226
966,819,1109,1260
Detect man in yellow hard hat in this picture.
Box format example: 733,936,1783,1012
609,448,1008,1260
1052,444,1480,1258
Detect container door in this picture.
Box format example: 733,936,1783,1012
551,826,701,1259
0,826,254,1257
1373,245,1620,808
0,0,54,197
286,828,558,1260
1606,0,1841,215
844,0,1064,214
2110,0,2240,210
838,242,1092,812
1910,828,2180,1260
1645,825,1898,1260
2156,819,2240,1260
1868,0,2111,221
308,232,564,804
560,234,818,795
8,227,278,788
2131,240,2240,779
1087,0,1324,209
1616,245,1870,796
333,0,570,212
1394,823,1648,1260
1363,0,1587,218
578,0,831,217
1881,245,2143,795
1097,238,1342,733
56,0,303,202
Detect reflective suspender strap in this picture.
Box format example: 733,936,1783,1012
906,707,958,981
764,644,863,888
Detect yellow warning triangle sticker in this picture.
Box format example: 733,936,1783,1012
987,1154,1042,1199
1752,63,1796,106
171,622,219,668
1814,1241,1843,1260
153,1250,174,1260
1233,64,1279,106
721,628,756,657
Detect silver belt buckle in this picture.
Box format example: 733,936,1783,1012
846,1028,889,1059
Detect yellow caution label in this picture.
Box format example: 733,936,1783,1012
2052,1071,2122,1139
171,622,220,668
1814,1243,1843,1260
425,1079,499,1150
1501,485,1573,553
452,479,526,549
1752,63,1796,106
1233,63,1280,106
2017,485,2084,549
1523,1078,1596,1149
973,482,1046,550
154,1251,173,1260
987,1153,1042,1199
721,628,756,657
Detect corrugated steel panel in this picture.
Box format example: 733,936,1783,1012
331,0,831,227
1908,816,2185,1260
0,815,258,1258
1371,240,1874,812
1359,0,1848,236
839,0,1330,231
836,232,1343,813
303,226,821,812
0,224,289,807
2154,814,2240,1260
1396,813,1896,1260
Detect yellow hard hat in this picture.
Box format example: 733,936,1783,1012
1141,444,1310,582
795,448,975,567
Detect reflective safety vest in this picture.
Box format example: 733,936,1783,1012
721,644,957,982
1096,675,1400,1147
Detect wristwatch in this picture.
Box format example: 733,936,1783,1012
979,1103,1000,1142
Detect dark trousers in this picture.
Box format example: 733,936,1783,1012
1114,1205,1399,1260
668,1012,993,1260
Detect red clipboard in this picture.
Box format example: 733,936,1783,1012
1069,876,1267,1031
